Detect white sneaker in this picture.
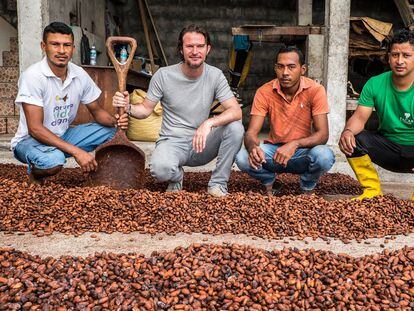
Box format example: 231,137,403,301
166,169,183,192
166,181,183,192
207,185,228,197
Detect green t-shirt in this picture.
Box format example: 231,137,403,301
359,71,414,145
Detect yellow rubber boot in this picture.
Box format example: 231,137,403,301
347,155,382,200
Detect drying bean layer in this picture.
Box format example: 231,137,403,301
1,244,414,310
0,164,413,240
0,164,361,195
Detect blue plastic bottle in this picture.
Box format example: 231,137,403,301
90,45,97,65
120,46,127,64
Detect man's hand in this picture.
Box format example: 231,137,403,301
73,149,98,173
274,141,298,167
115,112,129,130
339,129,356,156
113,91,130,112
248,145,266,169
192,119,213,153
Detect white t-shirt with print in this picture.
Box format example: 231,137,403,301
10,57,101,149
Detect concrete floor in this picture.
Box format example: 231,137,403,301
0,134,413,259
1,231,413,259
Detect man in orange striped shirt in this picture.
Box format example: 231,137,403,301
235,46,335,194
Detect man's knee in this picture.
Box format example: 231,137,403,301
354,130,370,145
150,157,180,182
350,130,372,157
235,148,250,172
87,124,116,146
14,137,67,169
98,124,116,140
68,123,116,152
309,145,335,171
223,121,244,144
32,149,66,170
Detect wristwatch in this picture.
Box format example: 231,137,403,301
126,105,132,117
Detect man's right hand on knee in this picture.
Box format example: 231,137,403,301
73,149,98,172
248,145,265,169
339,129,356,156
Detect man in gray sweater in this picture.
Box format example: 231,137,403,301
113,25,243,197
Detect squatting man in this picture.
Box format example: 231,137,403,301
11,22,128,183
113,24,243,197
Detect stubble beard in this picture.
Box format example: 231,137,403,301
184,58,204,70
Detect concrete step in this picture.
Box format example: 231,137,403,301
9,37,18,53
0,82,18,99
0,66,18,83
2,51,18,67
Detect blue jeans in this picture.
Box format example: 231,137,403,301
13,123,116,173
235,143,335,191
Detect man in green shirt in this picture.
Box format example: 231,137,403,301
339,29,414,200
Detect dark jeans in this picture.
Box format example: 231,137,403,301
349,130,414,173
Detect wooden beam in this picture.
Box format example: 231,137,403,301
394,0,414,29
231,26,323,37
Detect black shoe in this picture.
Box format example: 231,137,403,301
300,188,316,195
29,165,63,185
267,180,283,196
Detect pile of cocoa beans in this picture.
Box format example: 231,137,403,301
0,163,361,195
1,244,414,310
0,164,413,240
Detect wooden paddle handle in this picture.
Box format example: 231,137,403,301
106,37,137,115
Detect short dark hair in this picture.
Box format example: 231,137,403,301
275,46,305,65
389,29,414,51
43,22,74,43
177,24,211,61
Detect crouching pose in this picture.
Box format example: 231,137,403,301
236,46,335,194
11,22,128,184
113,25,243,197
339,29,414,200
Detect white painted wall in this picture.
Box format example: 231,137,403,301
17,0,50,72
323,0,351,146
0,17,17,66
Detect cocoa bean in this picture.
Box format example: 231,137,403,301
1,245,414,309
0,164,412,241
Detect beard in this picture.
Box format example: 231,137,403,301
53,62,67,68
184,58,204,69
50,55,70,68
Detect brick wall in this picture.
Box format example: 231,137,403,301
117,0,299,126
115,0,403,127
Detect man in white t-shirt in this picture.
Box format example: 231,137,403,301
11,22,128,183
